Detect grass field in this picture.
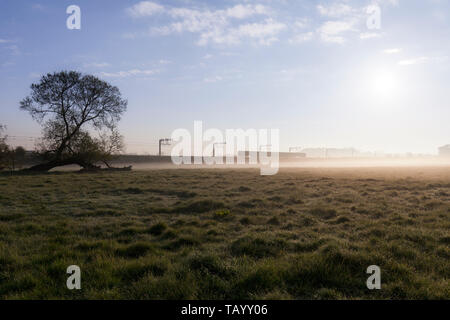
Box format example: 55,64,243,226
0,167,449,299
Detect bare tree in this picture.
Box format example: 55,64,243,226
10,146,26,170
20,71,127,171
97,129,125,168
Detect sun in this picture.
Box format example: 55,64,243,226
371,69,397,96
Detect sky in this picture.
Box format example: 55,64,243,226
0,0,449,155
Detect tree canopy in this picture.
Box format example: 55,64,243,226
20,71,127,171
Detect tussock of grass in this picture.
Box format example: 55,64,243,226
164,237,199,250
239,217,252,225
230,236,287,258
147,199,225,214
146,222,167,236
116,260,167,281
115,243,154,258
187,254,231,277
309,207,338,219
147,188,197,198
213,209,231,220
175,200,225,213
267,216,280,225
121,187,145,195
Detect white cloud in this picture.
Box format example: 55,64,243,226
229,19,286,45
100,69,158,78
166,4,269,24
32,4,45,11
317,4,354,17
378,0,400,7
122,32,139,39
315,2,387,44
204,76,223,83
127,1,164,18
125,1,400,47
280,67,306,76
203,69,242,83
293,19,309,30
198,18,286,45
383,48,402,54
84,62,110,68
398,57,429,66
150,25,173,36
28,72,41,78
319,20,354,35
360,32,382,39
318,20,355,44
153,4,271,35
5,45,20,55
0,39,13,43
2,61,15,67
398,56,448,66
166,8,222,33
130,3,282,46
177,15,284,46
225,4,269,19
289,32,314,44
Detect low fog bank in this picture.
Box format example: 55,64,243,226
108,156,450,171
42,156,450,172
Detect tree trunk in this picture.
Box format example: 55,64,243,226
24,158,100,172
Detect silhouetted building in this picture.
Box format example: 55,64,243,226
438,145,450,157
237,151,306,160
300,148,357,158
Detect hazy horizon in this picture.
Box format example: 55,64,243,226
1,0,449,155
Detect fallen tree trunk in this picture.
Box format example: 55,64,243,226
24,158,100,172
79,165,132,172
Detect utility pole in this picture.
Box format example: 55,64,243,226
259,145,272,161
159,138,172,156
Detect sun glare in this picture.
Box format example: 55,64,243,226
371,69,397,96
